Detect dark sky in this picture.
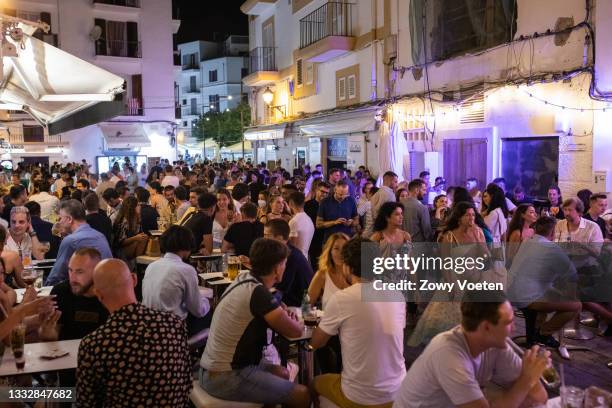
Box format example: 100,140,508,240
175,0,248,43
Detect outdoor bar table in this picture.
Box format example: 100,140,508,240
279,327,316,385
0,340,81,376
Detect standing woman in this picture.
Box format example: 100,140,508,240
408,202,489,346
259,194,291,224
370,202,412,265
481,184,509,244
112,196,149,268
139,163,148,187
505,203,538,265
430,194,449,239
212,189,238,251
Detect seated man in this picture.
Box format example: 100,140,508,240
310,237,406,408
143,225,210,336
135,187,159,234
508,216,581,349
180,192,216,254
222,202,264,256
77,259,192,407
199,238,310,408
265,219,313,307
39,248,108,387
394,291,549,408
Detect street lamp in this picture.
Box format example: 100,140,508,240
262,87,274,105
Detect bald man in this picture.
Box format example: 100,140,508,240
76,259,192,408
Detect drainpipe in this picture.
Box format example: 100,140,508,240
371,0,378,100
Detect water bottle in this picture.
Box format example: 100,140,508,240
301,291,311,319
222,253,228,275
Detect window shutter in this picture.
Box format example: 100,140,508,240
338,77,346,101
126,21,139,57
306,63,314,85
94,18,107,56
296,59,303,86
347,74,356,99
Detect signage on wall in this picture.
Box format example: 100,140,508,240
349,143,362,153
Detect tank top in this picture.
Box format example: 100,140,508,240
322,271,341,310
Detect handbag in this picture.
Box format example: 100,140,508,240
489,210,506,262
145,235,161,257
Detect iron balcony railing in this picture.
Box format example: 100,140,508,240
93,0,140,8
123,98,143,116
95,39,141,58
249,47,277,73
300,2,354,49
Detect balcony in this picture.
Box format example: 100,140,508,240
7,130,65,146
297,2,355,63
93,0,140,8
182,86,200,94
243,47,279,87
95,39,141,58
182,107,201,117
122,98,143,116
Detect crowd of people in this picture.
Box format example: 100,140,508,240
0,157,609,407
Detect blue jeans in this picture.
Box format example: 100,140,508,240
199,364,295,404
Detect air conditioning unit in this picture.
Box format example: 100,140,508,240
594,170,612,193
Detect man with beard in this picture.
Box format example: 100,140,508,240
39,247,108,389
400,178,433,242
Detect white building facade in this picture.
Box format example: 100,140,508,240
176,36,249,160
3,0,180,172
243,0,612,199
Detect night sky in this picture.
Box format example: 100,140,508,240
175,0,248,43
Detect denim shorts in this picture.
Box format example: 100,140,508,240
199,364,295,404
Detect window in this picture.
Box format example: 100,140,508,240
182,121,188,127
209,69,218,82
182,99,187,105
306,63,314,85
23,125,45,143
190,99,197,115
347,75,356,99
338,77,346,101
431,0,516,61
182,53,198,69
209,94,220,111
296,59,303,87
93,19,140,58
190,76,197,91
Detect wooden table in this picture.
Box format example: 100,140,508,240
0,340,80,376
135,255,161,266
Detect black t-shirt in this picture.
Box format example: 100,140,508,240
140,204,159,233
182,212,213,251
86,212,113,246
304,199,324,257
275,244,314,307
584,213,607,238
223,220,264,256
51,281,109,341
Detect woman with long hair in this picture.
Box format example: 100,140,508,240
430,194,449,239
371,201,412,283
126,166,139,192
307,232,349,374
112,196,148,266
409,201,490,346
546,185,565,219
505,203,538,264
452,187,493,243
395,188,409,202
481,183,509,243
212,189,238,250
259,194,291,224
308,232,350,309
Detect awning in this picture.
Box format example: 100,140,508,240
99,123,150,149
0,15,125,135
297,108,379,136
244,123,286,141
221,140,253,153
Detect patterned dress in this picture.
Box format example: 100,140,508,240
77,303,192,408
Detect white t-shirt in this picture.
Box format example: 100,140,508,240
5,234,33,258
161,175,180,188
393,326,522,408
318,283,406,405
29,192,59,222
288,212,314,259
483,207,507,243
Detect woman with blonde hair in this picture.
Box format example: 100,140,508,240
307,232,350,309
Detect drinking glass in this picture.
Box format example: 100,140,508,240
22,268,38,287
561,386,585,408
39,241,51,255
21,249,32,268
227,256,240,280
10,324,26,371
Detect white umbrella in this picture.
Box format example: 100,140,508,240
377,121,406,186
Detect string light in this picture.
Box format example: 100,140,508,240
523,90,609,112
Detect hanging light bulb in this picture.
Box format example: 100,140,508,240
262,87,274,105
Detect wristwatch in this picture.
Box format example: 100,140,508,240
28,231,37,237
